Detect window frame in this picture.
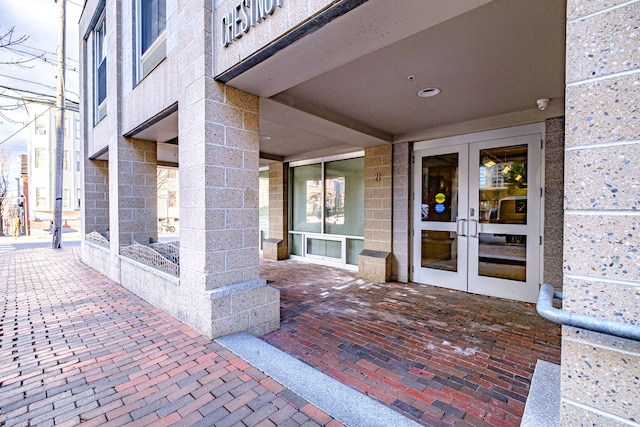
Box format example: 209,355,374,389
36,187,47,208
94,12,107,124
35,148,46,169
135,0,167,83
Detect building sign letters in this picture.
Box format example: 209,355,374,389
221,0,283,48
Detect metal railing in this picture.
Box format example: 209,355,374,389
120,240,180,277
537,283,640,342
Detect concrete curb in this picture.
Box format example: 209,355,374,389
217,332,422,427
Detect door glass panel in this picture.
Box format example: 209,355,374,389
478,233,526,281
422,154,459,222
421,230,458,272
478,145,528,224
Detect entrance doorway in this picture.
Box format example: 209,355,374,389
412,129,542,302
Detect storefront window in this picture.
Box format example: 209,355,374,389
289,156,364,267
291,164,322,233
325,157,364,237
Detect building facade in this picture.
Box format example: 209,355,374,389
79,0,639,424
26,104,82,232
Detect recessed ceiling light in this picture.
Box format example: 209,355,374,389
417,88,440,98
259,135,272,140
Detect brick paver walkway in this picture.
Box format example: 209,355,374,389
0,248,342,427
260,259,562,427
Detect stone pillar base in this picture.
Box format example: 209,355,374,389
263,238,288,260
207,279,280,338
358,250,391,282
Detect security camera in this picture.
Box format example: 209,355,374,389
537,98,550,111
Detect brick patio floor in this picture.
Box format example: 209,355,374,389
260,259,562,427
0,248,342,427
0,247,561,427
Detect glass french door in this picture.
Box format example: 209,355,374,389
413,134,541,303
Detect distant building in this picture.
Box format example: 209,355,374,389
25,104,82,232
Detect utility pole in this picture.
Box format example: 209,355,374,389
53,0,66,248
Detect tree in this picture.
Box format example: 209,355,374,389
0,25,45,66
0,148,10,236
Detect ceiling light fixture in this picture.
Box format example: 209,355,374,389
259,135,272,140
418,87,440,98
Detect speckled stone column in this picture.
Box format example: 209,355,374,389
82,159,109,236
116,138,157,245
359,145,393,282
561,1,640,424
392,142,411,282
263,162,288,260
544,117,565,292
177,1,279,339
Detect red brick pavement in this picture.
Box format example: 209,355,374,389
260,259,561,427
0,248,342,427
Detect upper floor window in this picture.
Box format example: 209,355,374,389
94,14,107,123
36,187,47,208
137,0,166,81
35,148,46,169
141,0,166,54
35,115,47,135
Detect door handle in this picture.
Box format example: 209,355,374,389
456,219,467,237
469,219,479,238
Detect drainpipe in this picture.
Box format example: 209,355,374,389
537,283,640,342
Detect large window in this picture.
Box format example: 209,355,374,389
137,0,166,81
290,156,364,267
94,14,107,123
141,0,166,54
324,157,364,237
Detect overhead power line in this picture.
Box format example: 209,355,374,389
13,43,80,64
0,106,52,147
0,73,57,91
2,45,79,73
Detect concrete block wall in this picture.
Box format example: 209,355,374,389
363,145,393,252
120,1,179,134
359,145,393,282
79,0,279,340
544,117,565,292
561,1,640,424
392,142,411,282
82,243,118,282
176,1,279,338
83,159,110,235
117,138,158,246
264,162,288,260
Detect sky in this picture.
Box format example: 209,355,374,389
0,0,82,192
